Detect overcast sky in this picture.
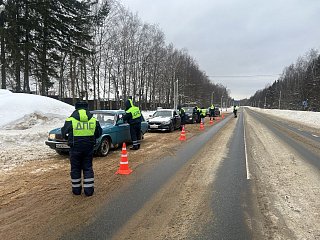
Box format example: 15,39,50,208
120,0,320,99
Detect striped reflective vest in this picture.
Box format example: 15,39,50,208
67,109,97,136
126,99,141,119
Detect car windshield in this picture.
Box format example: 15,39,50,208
153,110,172,117
184,107,194,113
93,113,116,125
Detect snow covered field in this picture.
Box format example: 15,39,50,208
0,90,319,172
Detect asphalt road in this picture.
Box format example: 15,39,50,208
201,111,253,239
62,108,319,240
245,108,320,169
63,113,254,240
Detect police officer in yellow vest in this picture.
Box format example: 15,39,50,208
200,107,207,124
233,105,238,118
209,104,215,120
123,97,142,150
61,101,102,196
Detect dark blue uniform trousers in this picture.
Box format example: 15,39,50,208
130,122,141,148
69,146,94,196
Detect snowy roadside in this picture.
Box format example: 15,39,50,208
0,115,66,172
0,90,73,171
245,110,320,239
248,107,320,129
0,90,157,172
1,89,318,172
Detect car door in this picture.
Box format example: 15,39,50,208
173,110,181,129
115,114,131,143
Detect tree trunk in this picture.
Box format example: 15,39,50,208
1,23,5,89
23,0,30,93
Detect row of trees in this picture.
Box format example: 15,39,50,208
246,49,320,111
0,0,230,109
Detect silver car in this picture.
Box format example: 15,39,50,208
147,109,181,132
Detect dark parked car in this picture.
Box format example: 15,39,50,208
214,107,221,116
147,109,181,132
45,110,148,156
183,107,198,124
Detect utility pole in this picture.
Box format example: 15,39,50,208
278,90,281,109
264,95,267,109
173,80,176,109
173,79,178,109
211,91,214,105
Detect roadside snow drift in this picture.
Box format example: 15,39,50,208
249,107,320,129
0,90,74,128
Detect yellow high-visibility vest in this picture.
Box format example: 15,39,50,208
66,109,96,136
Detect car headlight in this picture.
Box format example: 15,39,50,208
49,133,56,139
164,121,171,125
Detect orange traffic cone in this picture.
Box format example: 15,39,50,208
115,143,133,175
222,114,225,119
200,121,204,130
209,119,213,125
179,125,186,141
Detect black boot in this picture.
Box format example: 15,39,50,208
130,145,138,150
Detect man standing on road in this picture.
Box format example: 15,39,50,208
123,97,142,150
177,105,186,129
61,101,102,196
195,106,201,123
209,104,215,121
233,105,238,118
200,106,207,124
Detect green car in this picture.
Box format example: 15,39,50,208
45,110,148,156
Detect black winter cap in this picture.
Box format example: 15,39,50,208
75,101,88,110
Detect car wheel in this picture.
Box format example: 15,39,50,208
169,122,174,132
99,137,111,156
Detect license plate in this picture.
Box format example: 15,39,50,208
56,143,70,149
150,125,158,129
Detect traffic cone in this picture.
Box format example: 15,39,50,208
209,119,213,125
200,121,204,130
115,142,133,175
222,114,225,119
179,125,186,141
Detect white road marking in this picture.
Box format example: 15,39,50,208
243,112,250,180
312,134,319,138
297,129,303,131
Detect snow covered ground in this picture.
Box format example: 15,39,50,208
0,90,319,172
0,90,153,171
248,107,320,129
